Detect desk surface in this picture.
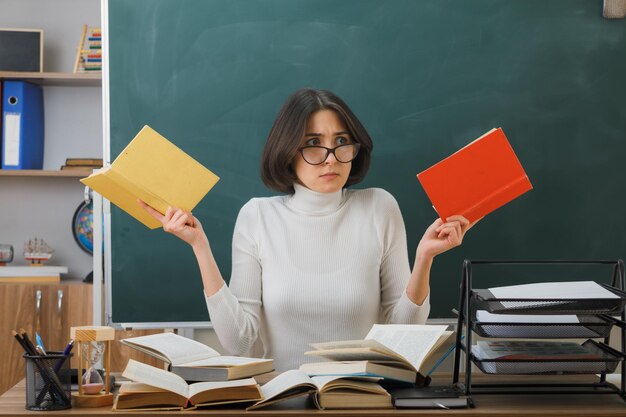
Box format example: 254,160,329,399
2,377,626,417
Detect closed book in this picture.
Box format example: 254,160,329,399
417,127,532,223
65,158,103,166
388,385,469,409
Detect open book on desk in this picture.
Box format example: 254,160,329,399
303,324,455,383
120,332,273,381
113,359,262,411
247,369,392,410
81,125,219,229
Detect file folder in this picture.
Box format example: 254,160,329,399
1,81,44,170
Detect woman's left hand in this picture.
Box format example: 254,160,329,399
417,215,478,259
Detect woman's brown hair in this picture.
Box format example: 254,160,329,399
260,88,373,194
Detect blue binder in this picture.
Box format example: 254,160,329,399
1,81,44,169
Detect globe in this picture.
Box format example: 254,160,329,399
72,200,96,254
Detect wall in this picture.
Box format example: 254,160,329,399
0,0,101,280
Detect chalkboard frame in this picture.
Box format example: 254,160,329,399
102,0,626,328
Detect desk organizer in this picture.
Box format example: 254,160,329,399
453,260,626,403
24,352,72,411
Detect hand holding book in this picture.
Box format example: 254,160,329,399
417,214,479,259
138,200,206,248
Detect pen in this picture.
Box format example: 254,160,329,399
54,340,74,373
35,332,46,353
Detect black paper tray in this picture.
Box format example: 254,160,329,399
471,340,623,375
471,315,615,338
473,283,626,315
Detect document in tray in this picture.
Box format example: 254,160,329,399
488,281,618,309
475,310,589,338
471,340,607,374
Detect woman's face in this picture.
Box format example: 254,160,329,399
293,109,354,194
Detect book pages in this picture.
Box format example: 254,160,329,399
187,378,257,398
123,359,189,398
365,324,448,372
121,332,219,366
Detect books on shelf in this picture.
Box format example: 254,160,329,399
417,127,532,223
60,158,103,171
303,324,455,383
387,384,470,409
247,369,392,410
113,359,262,411
119,332,273,381
81,125,219,229
0,265,67,283
65,158,103,166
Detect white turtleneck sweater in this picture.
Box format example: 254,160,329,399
205,184,430,370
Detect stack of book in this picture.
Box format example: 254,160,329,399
114,332,273,411
0,265,68,283
74,25,102,73
60,158,103,171
288,324,462,409
301,324,456,384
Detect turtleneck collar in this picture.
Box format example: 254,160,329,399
287,183,345,215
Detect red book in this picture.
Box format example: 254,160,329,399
416,128,532,223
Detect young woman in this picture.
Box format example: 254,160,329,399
140,88,476,370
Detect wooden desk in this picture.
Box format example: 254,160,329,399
2,377,626,416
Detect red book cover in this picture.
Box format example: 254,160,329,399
416,128,532,223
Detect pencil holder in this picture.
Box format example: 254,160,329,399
24,352,73,411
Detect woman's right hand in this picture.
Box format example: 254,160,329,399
138,200,207,248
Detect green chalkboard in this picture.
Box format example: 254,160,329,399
107,0,626,324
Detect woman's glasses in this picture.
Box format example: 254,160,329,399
298,143,360,165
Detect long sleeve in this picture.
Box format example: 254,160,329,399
204,187,431,371
204,199,263,357
376,189,430,324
